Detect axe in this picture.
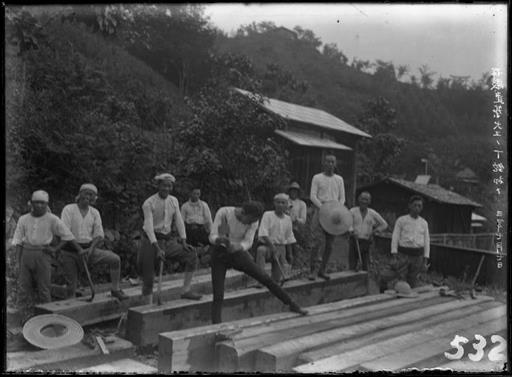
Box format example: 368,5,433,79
81,254,95,302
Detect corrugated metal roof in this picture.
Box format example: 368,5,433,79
234,88,371,138
388,178,482,207
275,129,352,150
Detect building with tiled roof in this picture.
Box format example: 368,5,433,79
357,177,482,234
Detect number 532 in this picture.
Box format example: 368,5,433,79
444,334,506,362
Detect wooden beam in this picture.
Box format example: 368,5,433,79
294,300,501,372
297,298,498,365
79,358,157,373
129,270,367,347
51,266,214,299
36,265,271,326
360,310,506,372
158,290,390,373
6,336,134,372
254,296,499,372
216,291,450,372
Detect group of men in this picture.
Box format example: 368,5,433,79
10,153,431,325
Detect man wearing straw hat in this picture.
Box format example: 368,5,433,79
138,173,201,304
60,183,128,300
11,190,82,322
309,153,346,280
255,193,296,285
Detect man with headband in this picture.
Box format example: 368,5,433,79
255,193,296,285
12,190,80,322
60,183,128,300
138,173,201,304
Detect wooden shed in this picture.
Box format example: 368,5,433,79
234,88,371,206
357,177,482,234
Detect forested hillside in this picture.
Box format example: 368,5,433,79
6,5,503,238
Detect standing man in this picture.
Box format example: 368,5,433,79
309,153,345,280
181,188,213,247
349,191,388,271
60,184,128,300
391,195,430,288
11,190,81,321
255,193,296,284
139,173,201,304
287,182,307,267
209,201,308,324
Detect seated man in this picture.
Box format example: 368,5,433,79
209,201,308,324
12,190,82,322
138,173,201,304
256,193,296,285
181,187,213,247
60,184,128,300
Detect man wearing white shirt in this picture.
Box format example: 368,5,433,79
256,193,296,284
391,195,430,288
209,201,307,324
61,183,128,300
12,190,81,321
138,173,201,304
349,191,388,271
309,153,346,280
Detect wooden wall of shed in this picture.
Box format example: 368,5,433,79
357,183,473,233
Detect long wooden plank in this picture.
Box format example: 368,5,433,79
293,302,503,373
131,270,368,347
253,296,498,372
50,265,215,299
298,298,498,365
158,287,394,373
6,335,134,372
79,358,157,373
360,313,507,372
216,292,450,372
36,266,270,326
410,328,507,371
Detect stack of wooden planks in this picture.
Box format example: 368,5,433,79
158,286,507,373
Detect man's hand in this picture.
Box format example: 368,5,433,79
78,247,91,261
423,257,431,271
215,237,231,248
43,246,58,257
181,239,194,252
153,242,165,261
391,253,398,266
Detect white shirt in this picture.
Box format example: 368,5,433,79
350,207,388,240
258,211,296,245
391,214,430,258
142,193,186,244
61,203,104,243
209,207,259,252
181,199,213,231
310,173,345,208
288,199,307,225
12,212,75,247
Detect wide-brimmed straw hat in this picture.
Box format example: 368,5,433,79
394,280,419,298
319,201,353,235
23,314,84,349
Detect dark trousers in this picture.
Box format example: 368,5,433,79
18,248,52,306
396,250,424,288
311,209,335,274
348,238,371,271
210,245,296,324
185,223,210,247
137,235,197,296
